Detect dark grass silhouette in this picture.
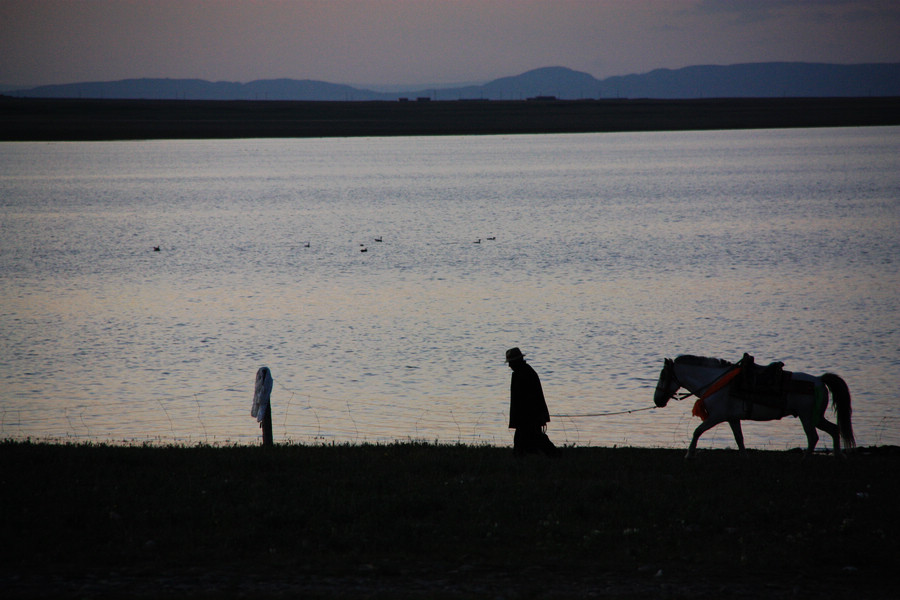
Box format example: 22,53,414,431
2,441,897,598
3,96,899,141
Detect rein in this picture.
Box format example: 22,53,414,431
551,405,657,418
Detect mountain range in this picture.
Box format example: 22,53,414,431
7,63,900,101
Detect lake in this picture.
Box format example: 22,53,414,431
1,127,898,449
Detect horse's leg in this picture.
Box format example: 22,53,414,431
728,419,747,456
818,417,842,457
800,414,819,457
686,419,720,459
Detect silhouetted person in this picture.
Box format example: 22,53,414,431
506,347,557,457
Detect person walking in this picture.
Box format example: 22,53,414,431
506,347,557,456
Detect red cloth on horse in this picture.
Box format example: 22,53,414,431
692,367,742,421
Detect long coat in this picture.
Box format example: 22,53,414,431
508,361,550,429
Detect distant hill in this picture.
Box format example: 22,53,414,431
423,66,602,100
7,77,383,101
8,63,900,101
599,63,900,99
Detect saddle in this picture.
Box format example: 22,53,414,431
731,353,814,412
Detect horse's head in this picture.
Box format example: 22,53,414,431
654,358,680,407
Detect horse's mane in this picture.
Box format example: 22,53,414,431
674,355,735,368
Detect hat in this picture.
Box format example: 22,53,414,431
505,347,526,363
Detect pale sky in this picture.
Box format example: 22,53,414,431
2,0,899,88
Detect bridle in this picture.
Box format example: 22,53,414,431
656,360,691,403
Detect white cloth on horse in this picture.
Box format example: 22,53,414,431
251,367,273,423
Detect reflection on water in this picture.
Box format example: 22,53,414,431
1,128,898,448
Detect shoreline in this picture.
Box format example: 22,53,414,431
2,96,899,141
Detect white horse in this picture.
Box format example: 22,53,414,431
653,355,855,458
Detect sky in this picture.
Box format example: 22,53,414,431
2,0,899,88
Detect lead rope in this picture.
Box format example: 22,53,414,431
551,405,657,419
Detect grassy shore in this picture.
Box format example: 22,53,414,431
1,441,897,598
2,96,899,141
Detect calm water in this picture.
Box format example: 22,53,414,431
2,127,898,449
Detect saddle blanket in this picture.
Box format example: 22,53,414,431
732,370,817,417
693,369,817,421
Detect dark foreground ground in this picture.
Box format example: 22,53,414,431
1,442,898,599
2,96,899,140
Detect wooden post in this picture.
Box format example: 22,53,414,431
252,367,274,447
261,402,273,447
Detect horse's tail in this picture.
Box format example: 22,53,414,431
821,373,855,450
